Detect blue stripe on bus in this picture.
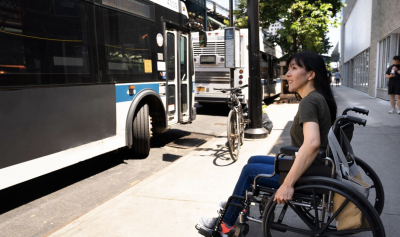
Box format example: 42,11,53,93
277,79,281,83
115,83,159,103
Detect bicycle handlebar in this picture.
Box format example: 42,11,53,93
214,84,248,93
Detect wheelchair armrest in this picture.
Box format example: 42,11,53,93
279,146,299,156
276,157,294,172
280,146,326,159
276,148,327,175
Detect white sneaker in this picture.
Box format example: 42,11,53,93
219,200,227,209
398,110,400,115
197,217,233,237
388,109,396,114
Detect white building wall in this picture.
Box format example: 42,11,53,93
343,0,373,62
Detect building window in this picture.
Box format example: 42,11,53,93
377,36,392,89
352,48,369,87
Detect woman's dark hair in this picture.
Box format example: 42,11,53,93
286,51,337,125
393,56,400,61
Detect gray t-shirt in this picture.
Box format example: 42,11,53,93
290,90,331,151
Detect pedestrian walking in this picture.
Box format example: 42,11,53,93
385,56,400,114
334,71,341,87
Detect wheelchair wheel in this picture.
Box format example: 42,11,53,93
262,177,385,237
227,109,240,162
297,157,385,227
355,157,385,215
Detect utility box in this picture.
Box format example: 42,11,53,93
224,27,240,68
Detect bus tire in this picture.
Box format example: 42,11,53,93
132,103,150,158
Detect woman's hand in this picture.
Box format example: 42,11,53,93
273,183,294,204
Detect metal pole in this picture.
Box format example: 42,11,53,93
244,0,268,139
204,0,207,31
229,0,233,26
229,0,234,89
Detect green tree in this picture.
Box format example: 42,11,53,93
223,19,230,27
234,0,344,55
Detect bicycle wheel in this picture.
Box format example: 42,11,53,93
227,109,240,161
238,106,245,146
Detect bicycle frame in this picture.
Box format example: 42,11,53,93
215,85,248,161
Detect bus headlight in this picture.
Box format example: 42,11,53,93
220,58,224,62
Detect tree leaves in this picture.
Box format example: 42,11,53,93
234,0,344,56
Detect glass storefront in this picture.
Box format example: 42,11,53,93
353,49,370,87
377,34,400,89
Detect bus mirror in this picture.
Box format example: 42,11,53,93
199,31,207,48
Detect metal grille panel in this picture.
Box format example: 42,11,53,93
193,42,225,56
195,71,230,84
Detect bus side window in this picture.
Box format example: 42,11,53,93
0,0,93,87
167,33,175,80
102,8,155,82
180,36,187,81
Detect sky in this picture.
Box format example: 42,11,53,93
216,0,231,9
214,0,341,54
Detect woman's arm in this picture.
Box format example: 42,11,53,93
274,121,321,204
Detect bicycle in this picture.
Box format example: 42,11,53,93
214,84,250,162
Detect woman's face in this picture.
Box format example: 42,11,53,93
285,59,311,93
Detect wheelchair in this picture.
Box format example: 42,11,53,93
196,107,386,237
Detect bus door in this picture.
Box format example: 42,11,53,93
166,29,190,125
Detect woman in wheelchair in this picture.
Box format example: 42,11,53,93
197,51,338,236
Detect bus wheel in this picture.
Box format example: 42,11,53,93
132,103,151,158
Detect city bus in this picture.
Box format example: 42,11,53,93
192,29,282,105
0,0,202,190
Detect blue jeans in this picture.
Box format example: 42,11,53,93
223,155,281,226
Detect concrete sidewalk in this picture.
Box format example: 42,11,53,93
47,86,399,237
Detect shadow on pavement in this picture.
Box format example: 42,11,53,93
194,145,236,166
151,129,192,148
268,121,293,156
196,103,230,116
162,154,182,162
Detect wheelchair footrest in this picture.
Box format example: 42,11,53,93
233,223,249,237
196,224,222,237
